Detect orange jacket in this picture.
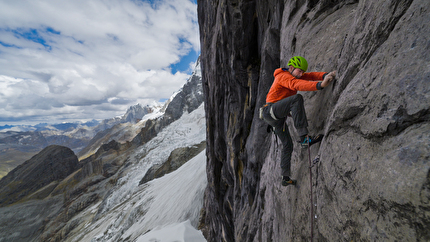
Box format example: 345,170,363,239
266,68,326,103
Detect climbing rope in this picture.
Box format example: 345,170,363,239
308,150,320,241
307,138,314,242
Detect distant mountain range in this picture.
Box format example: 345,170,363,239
0,103,157,133
0,120,98,132
0,103,162,179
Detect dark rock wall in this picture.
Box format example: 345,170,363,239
198,0,430,241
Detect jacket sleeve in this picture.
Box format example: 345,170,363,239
288,72,327,91
288,78,319,91
276,70,326,92
301,72,327,81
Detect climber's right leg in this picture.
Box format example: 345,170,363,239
271,94,308,137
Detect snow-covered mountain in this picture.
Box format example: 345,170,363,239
77,59,203,160
0,59,207,241
70,104,207,242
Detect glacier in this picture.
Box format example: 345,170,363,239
67,104,207,242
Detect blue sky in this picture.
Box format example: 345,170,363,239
170,48,199,74
0,0,200,125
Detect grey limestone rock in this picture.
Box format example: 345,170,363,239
197,0,430,241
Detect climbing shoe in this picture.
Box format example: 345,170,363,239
299,134,324,148
282,176,296,186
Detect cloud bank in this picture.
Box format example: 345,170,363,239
0,0,199,125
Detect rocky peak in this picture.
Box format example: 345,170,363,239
164,58,203,120
0,145,80,207
197,0,430,241
122,103,153,123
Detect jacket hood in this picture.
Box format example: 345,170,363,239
274,68,290,77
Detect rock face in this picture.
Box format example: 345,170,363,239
0,195,64,242
197,0,430,241
0,145,80,207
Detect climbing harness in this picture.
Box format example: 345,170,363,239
269,106,278,120
259,103,278,121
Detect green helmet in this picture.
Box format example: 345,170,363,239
288,56,308,72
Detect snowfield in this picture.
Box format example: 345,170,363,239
136,220,205,242
130,150,207,242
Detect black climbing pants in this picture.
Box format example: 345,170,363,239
262,94,309,177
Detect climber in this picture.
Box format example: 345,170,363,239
260,56,336,186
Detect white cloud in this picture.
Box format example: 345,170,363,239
0,0,199,125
